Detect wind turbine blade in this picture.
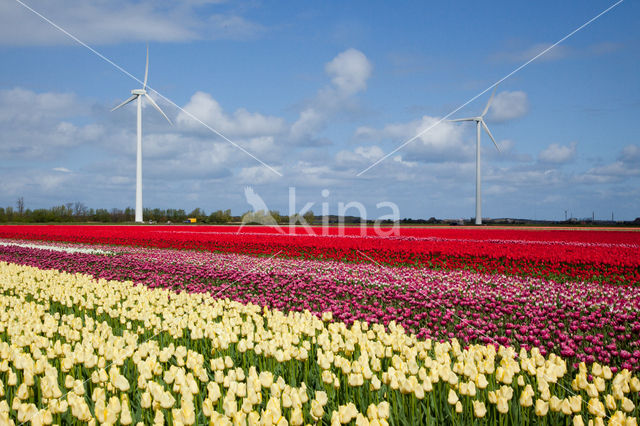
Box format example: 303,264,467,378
448,118,475,122
481,120,500,152
144,93,172,125
111,95,137,111
481,84,498,117
143,44,149,89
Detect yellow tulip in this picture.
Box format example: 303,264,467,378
16,383,29,401
534,399,548,416
496,397,509,414
140,391,152,409
247,411,260,426
376,402,390,420
311,400,324,421
153,410,164,426
587,397,605,418
473,400,487,418
120,398,133,425
621,397,634,413
605,394,617,411
549,395,562,412
569,395,582,413
447,389,459,405
290,407,304,426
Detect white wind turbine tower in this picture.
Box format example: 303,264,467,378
449,86,501,225
112,46,172,223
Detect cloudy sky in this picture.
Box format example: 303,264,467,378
1,0,639,220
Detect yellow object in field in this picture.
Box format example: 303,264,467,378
187,218,197,223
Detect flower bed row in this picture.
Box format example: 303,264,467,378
1,240,639,372
0,226,638,285
1,262,638,425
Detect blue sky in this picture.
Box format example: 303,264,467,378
0,0,639,220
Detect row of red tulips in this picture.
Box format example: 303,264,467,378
0,225,638,284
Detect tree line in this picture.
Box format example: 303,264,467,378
0,198,317,225
0,198,235,224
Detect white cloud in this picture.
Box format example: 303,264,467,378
538,142,577,164
335,145,385,165
177,91,286,137
0,88,103,159
586,162,640,178
53,167,72,173
289,108,324,142
355,116,470,163
289,49,372,144
0,88,82,124
574,145,640,185
0,1,264,46
0,169,74,196
488,91,529,122
238,166,283,185
325,48,372,96
618,144,640,164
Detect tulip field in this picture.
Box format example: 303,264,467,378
0,226,638,425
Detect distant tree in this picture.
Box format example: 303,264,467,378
123,207,134,222
49,205,67,221
149,208,166,222
73,202,88,219
94,209,111,222
16,197,24,216
269,210,281,224
168,209,187,222
111,208,125,222
31,209,53,223
303,210,315,225
0,207,5,223
208,209,232,224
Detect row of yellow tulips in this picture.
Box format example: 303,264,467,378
0,261,638,425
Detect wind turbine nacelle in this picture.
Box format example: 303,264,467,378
131,89,146,95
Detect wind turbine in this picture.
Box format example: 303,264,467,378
449,86,501,225
112,46,172,223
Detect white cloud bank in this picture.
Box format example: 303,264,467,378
538,142,577,164
0,87,104,159
177,92,286,137
355,116,469,163
0,0,263,46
